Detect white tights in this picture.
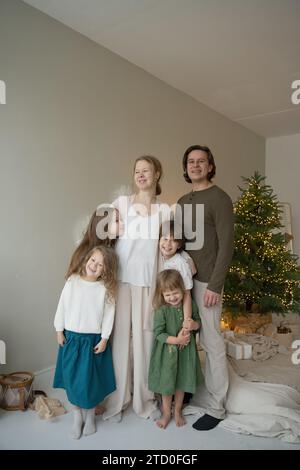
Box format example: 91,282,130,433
70,406,96,439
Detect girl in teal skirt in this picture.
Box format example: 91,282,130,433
53,245,118,439
148,269,203,429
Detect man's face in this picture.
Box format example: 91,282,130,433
186,150,212,184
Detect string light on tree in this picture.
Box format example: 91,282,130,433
223,172,300,315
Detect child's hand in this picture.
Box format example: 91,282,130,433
182,319,200,332
182,318,193,331
177,329,190,347
94,338,107,354
57,331,66,346
178,327,190,349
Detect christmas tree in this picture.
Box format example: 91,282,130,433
223,172,300,315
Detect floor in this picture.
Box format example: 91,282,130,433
0,367,299,450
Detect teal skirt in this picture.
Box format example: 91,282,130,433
53,330,116,409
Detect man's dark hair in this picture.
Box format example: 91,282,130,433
182,145,216,183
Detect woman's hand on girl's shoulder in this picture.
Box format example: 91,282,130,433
94,338,107,354
57,331,66,346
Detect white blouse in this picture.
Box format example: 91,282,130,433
113,196,169,287
54,275,115,338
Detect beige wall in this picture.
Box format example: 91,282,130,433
266,134,300,258
0,0,265,372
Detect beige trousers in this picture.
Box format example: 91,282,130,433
193,280,228,419
103,282,157,419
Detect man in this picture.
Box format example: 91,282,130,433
177,145,234,431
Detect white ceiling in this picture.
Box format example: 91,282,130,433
23,0,300,138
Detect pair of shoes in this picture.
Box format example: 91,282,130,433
192,414,223,431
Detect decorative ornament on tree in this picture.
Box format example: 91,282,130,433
223,172,300,316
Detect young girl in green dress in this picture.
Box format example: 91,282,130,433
148,269,203,429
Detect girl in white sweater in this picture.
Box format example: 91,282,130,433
53,246,118,439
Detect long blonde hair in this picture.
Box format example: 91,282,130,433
153,269,185,309
76,246,118,302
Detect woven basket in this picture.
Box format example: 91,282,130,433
0,371,34,411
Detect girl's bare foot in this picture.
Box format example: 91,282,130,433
95,404,106,415
174,409,186,427
156,412,171,429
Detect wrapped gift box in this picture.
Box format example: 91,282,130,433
223,330,235,339
225,338,252,360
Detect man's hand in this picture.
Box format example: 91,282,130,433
204,289,220,308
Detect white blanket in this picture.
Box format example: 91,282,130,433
184,363,300,443
228,350,300,393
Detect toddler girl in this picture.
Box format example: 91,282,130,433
148,269,202,429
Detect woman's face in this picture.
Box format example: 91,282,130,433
134,160,158,192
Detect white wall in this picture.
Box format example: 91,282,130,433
0,0,265,372
266,134,300,258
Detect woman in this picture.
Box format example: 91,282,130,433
103,155,165,421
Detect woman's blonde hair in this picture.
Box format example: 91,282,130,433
133,155,163,196
153,269,185,309
78,245,118,302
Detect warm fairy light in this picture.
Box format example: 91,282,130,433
224,172,300,314
220,316,230,332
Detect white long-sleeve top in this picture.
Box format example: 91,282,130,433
162,251,194,290
113,196,160,287
54,275,115,339
113,195,170,287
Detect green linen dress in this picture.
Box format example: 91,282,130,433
148,300,203,395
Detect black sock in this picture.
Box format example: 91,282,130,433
192,414,222,431
183,392,193,404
